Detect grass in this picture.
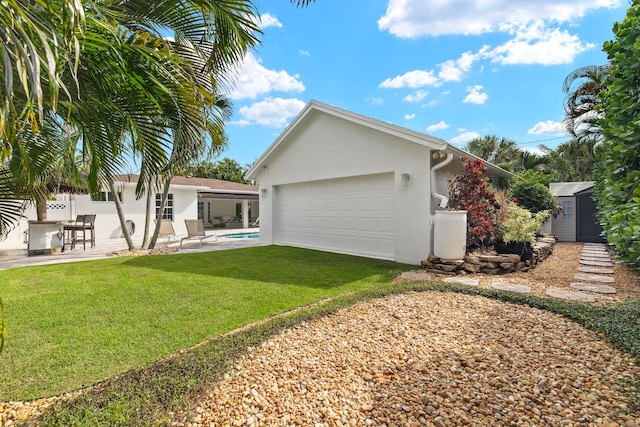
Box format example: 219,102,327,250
0,246,409,401
1,246,639,426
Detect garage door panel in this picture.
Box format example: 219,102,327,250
274,173,395,259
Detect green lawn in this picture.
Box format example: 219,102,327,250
0,246,410,401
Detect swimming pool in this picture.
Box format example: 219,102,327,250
220,232,260,239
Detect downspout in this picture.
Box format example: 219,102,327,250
431,151,454,209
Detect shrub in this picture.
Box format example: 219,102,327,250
448,158,500,250
510,180,556,214
500,203,549,244
596,2,640,271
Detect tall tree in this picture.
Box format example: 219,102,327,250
595,2,640,271
562,64,610,140
464,135,519,167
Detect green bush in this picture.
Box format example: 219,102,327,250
500,203,548,244
510,180,556,214
596,2,640,271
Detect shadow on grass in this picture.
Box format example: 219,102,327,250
120,245,412,289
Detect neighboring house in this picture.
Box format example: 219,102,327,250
246,100,511,265
0,175,258,249
550,181,603,243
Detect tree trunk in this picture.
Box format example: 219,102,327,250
141,176,153,249
110,181,135,250
35,191,48,221
148,175,171,249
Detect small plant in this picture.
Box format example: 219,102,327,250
500,203,549,244
448,158,500,250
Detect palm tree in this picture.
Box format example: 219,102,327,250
562,65,611,140
1,1,261,245
464,135,520,166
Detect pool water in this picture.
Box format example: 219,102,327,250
221,232,260,239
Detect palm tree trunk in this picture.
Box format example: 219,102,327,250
109,181,135,250
141,175,153,249
35,191,48,221
148,175,171,249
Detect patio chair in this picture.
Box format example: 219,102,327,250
63,214,96,250
180,219,217,248
157,219,177,243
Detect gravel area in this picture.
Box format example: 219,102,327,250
180,292,640,427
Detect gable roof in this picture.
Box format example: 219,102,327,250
246,100,512,180
550,181,595,197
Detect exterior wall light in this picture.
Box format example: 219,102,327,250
401,173,410,187
261,188,268,197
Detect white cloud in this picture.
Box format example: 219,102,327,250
403,90,428,103
229,53,305,100
438,51,478,82
405,113,416,120
451,131,481,145
378,0,621,38
235,97,306,127
528,120,568,135
379,70,439,88
463,85,488,104
521,146,546,156
426,121,449,132
299,50,310,56
260,13,282,29
488,22,594,65
368,97,384,105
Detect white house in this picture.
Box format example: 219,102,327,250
246,100,511,265
0,175,258,250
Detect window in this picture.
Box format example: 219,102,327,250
91,191,122,202
562,200,573,218
197,201,204,221
156,193,174,221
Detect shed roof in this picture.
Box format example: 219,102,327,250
550,181,595,197
246,100,513,180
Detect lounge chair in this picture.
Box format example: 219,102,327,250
180,219,217,248
157,219,177,243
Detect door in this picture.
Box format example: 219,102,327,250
274,173,395,259
576,191,603,243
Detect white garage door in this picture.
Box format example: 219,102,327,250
274,173,395,259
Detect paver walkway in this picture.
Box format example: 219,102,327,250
547,243,617,303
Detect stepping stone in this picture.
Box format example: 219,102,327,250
577,266,614,274
584,243,606,247
396,271,433,281
546,288,595,303
580,260,614,267
570,282,617,294
582,250,609,255
581,253,610,258
443,277,479,287
574,273,615,284
491,282,531,294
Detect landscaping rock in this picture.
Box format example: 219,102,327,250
545,288,595,303
180,292,640,427
461,262,480,273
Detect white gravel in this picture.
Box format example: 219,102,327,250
180,292,640,427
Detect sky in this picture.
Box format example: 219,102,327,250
216,0,629,166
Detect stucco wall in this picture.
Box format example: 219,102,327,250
253,111,436,265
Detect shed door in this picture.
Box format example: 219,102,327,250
274,173,395,259
576,191,603,243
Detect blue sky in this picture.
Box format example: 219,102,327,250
218,0,628,166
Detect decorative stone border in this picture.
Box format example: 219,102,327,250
421,236,556,275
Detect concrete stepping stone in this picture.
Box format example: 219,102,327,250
545,288,595,303
443,277,479,287
581,253,611,259
579,260,614,267
570,282,617,294
574,273,615,284
584,243,606,247
577,266,614,274
396,271,433,281
491,282,531,294
582,250,609,255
